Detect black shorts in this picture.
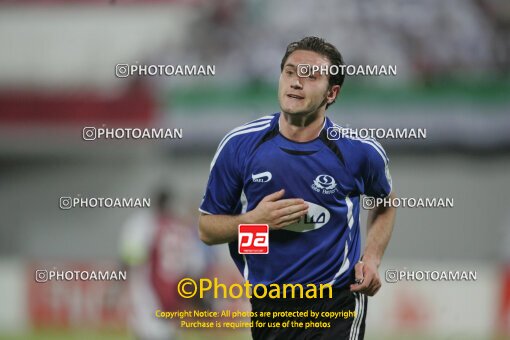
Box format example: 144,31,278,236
250,289,367,340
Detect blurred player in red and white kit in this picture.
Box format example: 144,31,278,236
119,189,206,340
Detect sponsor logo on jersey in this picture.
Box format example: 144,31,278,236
311,174,338,194
284,202,331,233
252,171,272,183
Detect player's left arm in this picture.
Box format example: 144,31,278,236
350,192,397,296
350,139,396,296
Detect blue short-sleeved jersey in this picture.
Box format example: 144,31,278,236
199,113,392,289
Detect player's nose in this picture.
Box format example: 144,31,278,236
291,78,303,90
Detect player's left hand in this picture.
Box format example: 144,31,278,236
349,258,381,296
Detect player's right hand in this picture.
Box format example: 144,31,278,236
247,189,308,230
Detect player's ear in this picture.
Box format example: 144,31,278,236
327,85,341,104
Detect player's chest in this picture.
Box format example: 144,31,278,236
241,147,358,201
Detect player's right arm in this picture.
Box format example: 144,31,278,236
199,189,308,245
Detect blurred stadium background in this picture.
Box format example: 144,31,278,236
0,0,509,339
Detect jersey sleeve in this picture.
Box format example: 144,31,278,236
361,140,392,198
199,138,243,215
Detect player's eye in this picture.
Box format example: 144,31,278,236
308,74,316,80
285,70,293,76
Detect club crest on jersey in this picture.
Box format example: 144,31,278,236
252,171,272,183
311,174,338,194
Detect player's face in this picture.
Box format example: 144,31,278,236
278,50,335,117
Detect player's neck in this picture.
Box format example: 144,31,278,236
279,111,325,142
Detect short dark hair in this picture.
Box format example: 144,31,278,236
280,36,345,109
153,189,171,212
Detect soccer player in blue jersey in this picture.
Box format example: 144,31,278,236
198,36,397,339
